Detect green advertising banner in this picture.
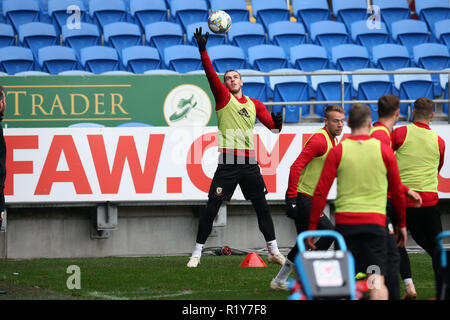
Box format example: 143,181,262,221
0,75,218,127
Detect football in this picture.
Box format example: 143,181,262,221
208,10,232,34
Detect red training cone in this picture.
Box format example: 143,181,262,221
239,252,267,267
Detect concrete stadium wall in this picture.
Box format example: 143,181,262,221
0,203,297,259
1,201,450,260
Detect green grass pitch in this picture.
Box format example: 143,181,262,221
0,253,437,300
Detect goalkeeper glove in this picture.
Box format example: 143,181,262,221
194,27,209,52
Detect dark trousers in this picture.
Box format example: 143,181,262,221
406,205,443,280
286,193,334,262
385,216,401,300
196,195,275,244
196,156,275,244
387,200,413,280
339,227,388,277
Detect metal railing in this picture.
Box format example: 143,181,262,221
238,69,450,123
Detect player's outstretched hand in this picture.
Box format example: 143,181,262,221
271,112,282,129
194,27,209,52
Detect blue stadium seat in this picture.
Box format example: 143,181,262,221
3,0,40,33
391,19,430,56
62,23,101,58
0,23,16,47
103,22,142,57
309,20,349,54
145,21,184,58
290,44,329,71
310,70,352,117
238,69,268,102
15,70,49,76
373,0,411,32
38,0,49,13
130,0,168,32
248,44,288,72
413,42,450,71
186,22,226,48
164,44,202,73
393,67,434,119
332,0,369,32
38,45,78,74
413,43,450,96
144,69,179,74
58,70,94,75
0,6,5,24
48,0,86,32
440,68,450,115
372,43,411,70
415,0,450,35
122,45,161,73
122,0,131,10
69,122,105,128
210,0,249,23
18,22,57,59
208,45,246,73
81,0,90,9
169,0,209,32
0,7,6,25
269,68,310,122
117,122,153,127
267,21,306,59
251,0,290,31
0,46,35,74
332,44,370,71
435,19,450,50
80,45,120,73
292,0,330,34
351,68,393,121
227,21,266,56
89,0,127,32
351,20,389,56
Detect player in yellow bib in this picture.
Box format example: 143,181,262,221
187,28,285,268
370,94,422,300
392,97,446,288
269,105,345,290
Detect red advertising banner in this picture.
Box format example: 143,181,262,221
4,125,450,203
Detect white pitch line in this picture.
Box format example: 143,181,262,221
86,290,193,300
87,291,129,300
144,290,193,299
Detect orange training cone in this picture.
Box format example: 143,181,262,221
239,252,267,267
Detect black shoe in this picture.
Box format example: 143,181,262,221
0,290,6,294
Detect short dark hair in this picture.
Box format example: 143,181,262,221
223,70,241,81
348,103,372,130
414,97,434,119
0,86,3,100
324,105,345,119
378,94,399,118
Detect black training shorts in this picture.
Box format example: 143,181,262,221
208,154,268,201
336,224,388,276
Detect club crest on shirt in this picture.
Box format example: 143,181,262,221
238,107,250,118
215,187,223,196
